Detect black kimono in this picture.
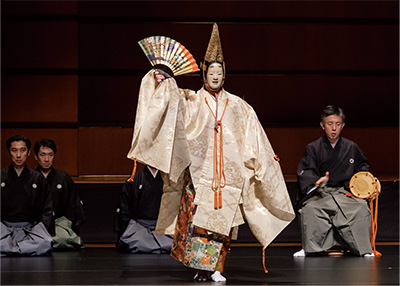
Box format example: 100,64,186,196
1,165,53,256
116,167,173,253
38,167,85,230
296,136,373,255
38,167,85,250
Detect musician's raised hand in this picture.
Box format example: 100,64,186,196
315,172,329,188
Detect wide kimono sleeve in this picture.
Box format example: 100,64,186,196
115,177,143,234
354,143,370,172
127,70,192,235
242,108,295,248
119,179,137,231
62,173,85,227
127,70,191,183
37,174,54,235
297,143,320,195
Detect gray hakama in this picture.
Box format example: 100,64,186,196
37,168,85,250
1,166,53,256
298,187,372,255
1,221,52,256
52,216,82,250
117,219,173,253
115,167,172,253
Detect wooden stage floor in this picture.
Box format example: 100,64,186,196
1,244,399,285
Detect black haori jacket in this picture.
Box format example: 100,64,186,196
1,165,54,235
296,136,369,210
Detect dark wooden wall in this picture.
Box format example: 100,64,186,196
2,1,398,180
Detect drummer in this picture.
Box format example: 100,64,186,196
293,105,374,257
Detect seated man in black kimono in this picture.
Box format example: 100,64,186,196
34,139,85,250
294,105,374,257
1,135,53,256
115,165,173,253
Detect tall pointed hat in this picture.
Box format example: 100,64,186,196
201,23,224,70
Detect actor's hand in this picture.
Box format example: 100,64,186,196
315,172,329,188
154,71,166,83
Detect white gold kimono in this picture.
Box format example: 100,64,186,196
128,70,295,248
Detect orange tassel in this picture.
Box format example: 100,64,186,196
205,96,228,210
127,158,137,182
273,155,280,162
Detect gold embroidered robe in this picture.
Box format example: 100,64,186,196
127,70,295,248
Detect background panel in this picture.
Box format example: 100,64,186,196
78,22,398,71
2,0,78,15
78,183,121,244
223,23,398,71
78,23,209,71
78,127,134,175
78,1,399,19
225,75,399,126
2,21,78,69
1,128,78,176
340,127,399,179
2,75,78,123
78,75,139,124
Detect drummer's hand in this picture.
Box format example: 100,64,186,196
154,71,166,83
315,172,329,188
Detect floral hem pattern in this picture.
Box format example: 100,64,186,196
170,170,231,272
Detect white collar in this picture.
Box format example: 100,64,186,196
147,166,158,178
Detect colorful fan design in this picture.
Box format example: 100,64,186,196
138,36,200,77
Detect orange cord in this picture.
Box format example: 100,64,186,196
127,157,137,182
205,96,228,209
346,178,382,257
347,178,381,256
262,247,268,273
369,179,382,257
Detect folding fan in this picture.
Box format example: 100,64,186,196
138,36,200,77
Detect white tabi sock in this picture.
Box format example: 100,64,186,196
211,271,226,282
293,249,306,257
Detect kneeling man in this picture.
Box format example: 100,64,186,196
116,166,173,253
1,135,53,256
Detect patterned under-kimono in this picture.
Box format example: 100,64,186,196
171,170,231,272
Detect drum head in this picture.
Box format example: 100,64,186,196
349,171,381,199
